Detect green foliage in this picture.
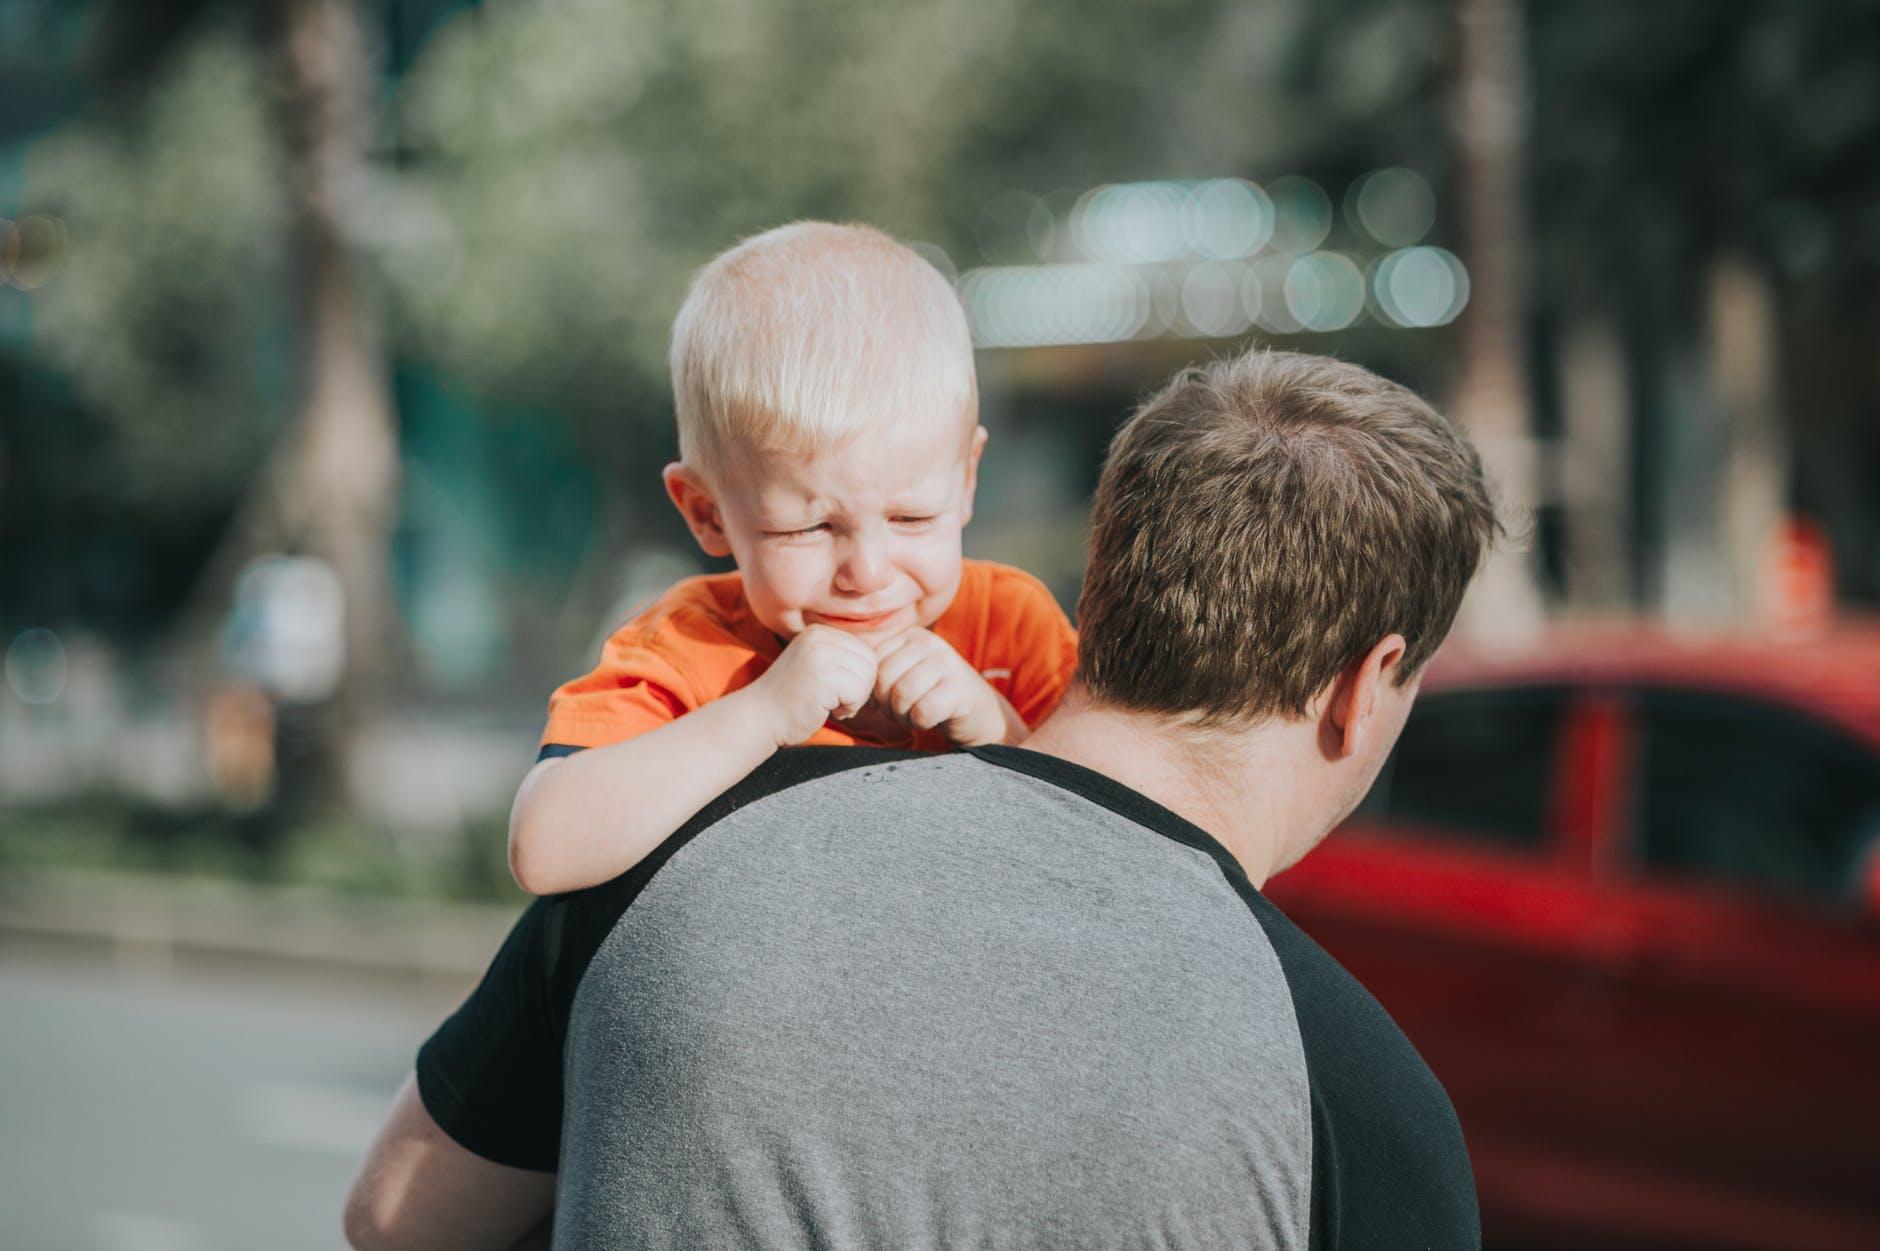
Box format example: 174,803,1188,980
386,0,1038,398
23,24,290,513
1529,0,1880,309
0,799,528,904
380,0,1434,410
17,0,1467,504
17,0,1880,634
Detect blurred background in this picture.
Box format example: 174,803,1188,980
2,0,1877,1247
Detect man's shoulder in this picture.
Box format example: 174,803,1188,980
557,747,922,906
1233,887,1482,1248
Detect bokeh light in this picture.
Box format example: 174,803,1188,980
2,214,69,290
962,173,1465,344
1185,178,1275,259
1249,254,1302,333
1239,264,1266,329
1071,181,1192,264
1145,265,1181,337
1265,176,1332,254
1180,261,1253,337
5,627,69,705
960,262,1152,347
1347,168,1436,247
1284,252,1366,331
1370,246,1470,328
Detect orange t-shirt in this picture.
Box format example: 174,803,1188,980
541,559,1079,754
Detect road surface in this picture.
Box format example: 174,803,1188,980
0,950,469,1251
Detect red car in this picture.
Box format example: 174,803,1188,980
1264,624,1880,1251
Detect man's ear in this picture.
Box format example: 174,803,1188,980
662,463,733,558
1322,633,1409,759
960,425,989,527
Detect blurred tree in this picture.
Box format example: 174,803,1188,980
1450,0,1544,634
26,0,399,803
374,0,1384,626
23,17,290,528
380,0,1457,408
1528,0,1880,611
16,0,1880,690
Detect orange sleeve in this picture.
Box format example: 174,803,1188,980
539,630,699,750
979,566,1080,728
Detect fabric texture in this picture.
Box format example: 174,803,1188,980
540,559,1079,753
418,747,1479,1250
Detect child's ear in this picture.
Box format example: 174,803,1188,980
662,463,733,558
960,425,989,526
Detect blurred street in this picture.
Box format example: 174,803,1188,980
4,0,1879,1245
0,952,462,1251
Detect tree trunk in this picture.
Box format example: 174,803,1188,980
1556,317,1631,612
270,0,400,801
1708,257,1786,628
1450,0,1546,639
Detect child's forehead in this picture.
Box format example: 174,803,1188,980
728,420,972,499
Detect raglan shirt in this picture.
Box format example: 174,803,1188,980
418,747,1480,1251
539,560,1080,754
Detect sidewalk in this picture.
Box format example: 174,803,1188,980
0,867,519,995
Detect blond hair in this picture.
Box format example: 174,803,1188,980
669,222,977,476
1077,349,1500,724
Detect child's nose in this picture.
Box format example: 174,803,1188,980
835,536,894,595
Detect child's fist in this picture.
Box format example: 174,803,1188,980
753,625,881,746
871,628,1012,747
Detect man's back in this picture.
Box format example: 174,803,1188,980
418,748,1478,1250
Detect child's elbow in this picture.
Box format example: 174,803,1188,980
506,815,562,897
507,784,574,895
507,760,573,896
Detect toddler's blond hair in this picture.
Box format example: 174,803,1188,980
669,222,977,478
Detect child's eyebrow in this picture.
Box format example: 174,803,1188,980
885,487,954,510
755,510,823,529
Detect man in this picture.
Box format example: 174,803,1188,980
347,348,1497,1250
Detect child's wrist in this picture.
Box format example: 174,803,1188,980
720,682,793,752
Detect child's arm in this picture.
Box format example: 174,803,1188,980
508,625,878,895
871,628,1030,747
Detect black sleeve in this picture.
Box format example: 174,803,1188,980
537,743,585,762
416,899,567,1171
1236,887,1482,1251
966,744,1478,1248
418,745,921,1172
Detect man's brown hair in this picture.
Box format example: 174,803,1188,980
1077,349,1499,724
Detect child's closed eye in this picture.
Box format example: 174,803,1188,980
764,523,831,540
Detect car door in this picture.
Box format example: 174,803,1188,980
1266,684,1640,1234
1585,687,1880,1250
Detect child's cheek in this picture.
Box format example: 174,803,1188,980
769,547,832,611
912,538,966,615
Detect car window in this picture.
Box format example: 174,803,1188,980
1356,686,1567,852
1632,689,1880,911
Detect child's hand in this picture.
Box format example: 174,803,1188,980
750,625,881,747
870,628,1012,747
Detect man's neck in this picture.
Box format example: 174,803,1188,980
1020,691,1311,889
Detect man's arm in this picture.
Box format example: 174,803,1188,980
345,1076,555,1251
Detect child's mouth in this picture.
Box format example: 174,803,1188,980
808,609,904,632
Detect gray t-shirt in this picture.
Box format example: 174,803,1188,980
419,746,1478,1250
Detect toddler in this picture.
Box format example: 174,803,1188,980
507,223,1078,894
